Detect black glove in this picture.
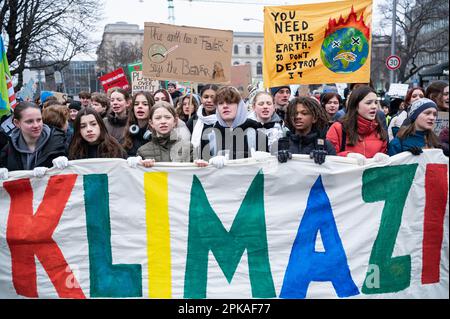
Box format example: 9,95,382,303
277,150,292,163
310,149,328,165
407,146,423,156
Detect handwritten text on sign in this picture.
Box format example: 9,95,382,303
142,22,233,83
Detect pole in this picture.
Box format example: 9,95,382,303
390,0,397,85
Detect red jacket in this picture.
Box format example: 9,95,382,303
326,116,387,158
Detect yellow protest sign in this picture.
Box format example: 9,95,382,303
263,0,372,87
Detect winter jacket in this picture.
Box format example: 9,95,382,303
0,125,66,171
388,110,407,141
388,130,427,156
247,111,285,153
439,127,449,156
326,116,388,158
137,133,193,163
279,130,336,156
124,126,152,157
103,112,128,143
208,119,261,159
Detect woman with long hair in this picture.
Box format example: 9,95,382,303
104,87,130,143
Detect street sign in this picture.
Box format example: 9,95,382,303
386,55,401,70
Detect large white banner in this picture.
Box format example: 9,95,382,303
0,150,448,299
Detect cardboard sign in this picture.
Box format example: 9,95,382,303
434,111,449,136
263,0,372,87
231,64,252,98
99,68,130,92
131,71,160,94
142,22,233,83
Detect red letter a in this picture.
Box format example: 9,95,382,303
3,175,85,298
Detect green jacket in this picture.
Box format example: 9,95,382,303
137,133,193,163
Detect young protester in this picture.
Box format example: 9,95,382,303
153,89,173,105
42,104,72,150
439,127,449,156
425,80,448,109
270,86,291,120
187,84,219,160
388,87,424,141
167,82,182,103
0,102,66,178
176,93,199,123
68,100,82,133
438,84,449,111
122,91,154,156
127,101,207,168
68,107,127,160
326,85,389,165
277,96,336,165
207,86,262,164
91,92,110,118
78,91,91,108
247,91,284,153
320,92,342,126
103,88,130,143
388,98,441,156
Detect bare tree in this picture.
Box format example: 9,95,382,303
96,41,143,75
377,0,448,83
0,0,103,90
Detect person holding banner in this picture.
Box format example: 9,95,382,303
388,98,441,156
276,96,336,165
104,88,130,143
130,101,207,168
326,86,388,165
247,91,285,153
122,91,154,156
207,86,262,162
188,84,219,161
0,102,66,178
68,107,127,160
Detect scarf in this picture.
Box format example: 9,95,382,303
191,105,217,149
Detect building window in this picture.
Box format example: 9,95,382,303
234,45,239,55
233,61,240,65
246,61,251,65
257,62,262,75
257,45,262,55
246,45,250,55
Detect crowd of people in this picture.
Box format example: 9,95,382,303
0,79,448,179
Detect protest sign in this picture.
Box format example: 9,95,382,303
131,71,160,94
387,83,409,98
434,111,449,136
263,0,372,87
142,22,233,84
99,68,130,92
0,150,448,299
231,64,252,98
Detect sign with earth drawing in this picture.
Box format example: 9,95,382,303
263,0,372,87
142,22,233,84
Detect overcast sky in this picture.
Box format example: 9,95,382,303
81,0,384,59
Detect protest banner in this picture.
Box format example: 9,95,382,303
434,111,449,136
231,64,252,98
142,22,233,84
99,68,130,92
263,0,372,87
0,150,448,299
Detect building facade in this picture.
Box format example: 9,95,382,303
231,32,264,83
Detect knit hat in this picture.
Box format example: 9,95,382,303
270,86,290,96
68,100,82,111
407,98,437,122
40,91,54,104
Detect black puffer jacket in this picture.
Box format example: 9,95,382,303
278,129,336,156
0,125,66,171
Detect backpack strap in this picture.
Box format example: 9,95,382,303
340,123,347,153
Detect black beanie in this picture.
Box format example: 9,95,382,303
69,101,82,111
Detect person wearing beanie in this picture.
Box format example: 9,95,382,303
270,85,291,120
388,98,441,156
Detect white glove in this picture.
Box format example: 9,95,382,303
33,167,48,178
208,155,226,169
52,156,69,169
372,153,390,165
0,167,8,180
127,156,142,168
347,153,367,166
250,148,272,162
